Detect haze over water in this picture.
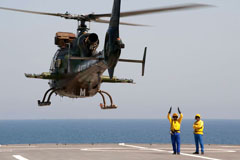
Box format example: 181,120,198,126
0,119,239,145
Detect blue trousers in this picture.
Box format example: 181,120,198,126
194,134,204,153
171,133,181,153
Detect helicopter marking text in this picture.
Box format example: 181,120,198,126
80,88,86,96
77,61,97,72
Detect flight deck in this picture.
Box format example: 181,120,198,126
0,143,239,160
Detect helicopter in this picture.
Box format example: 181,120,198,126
0,0,210,109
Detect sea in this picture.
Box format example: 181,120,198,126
0,119,239,145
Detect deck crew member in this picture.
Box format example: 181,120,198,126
167,107,183,155
193,114,204,154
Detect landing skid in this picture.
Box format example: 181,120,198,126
38,88,59,106
98,90,117,109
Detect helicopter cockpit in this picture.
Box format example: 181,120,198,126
51,31,100,74
50,32,76,74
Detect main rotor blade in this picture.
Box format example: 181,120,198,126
0,6,65,17
94,3,212,18
0,3,212,22
95,18,149,26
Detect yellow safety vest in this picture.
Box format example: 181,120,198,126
167,113,183,133
193,120,204,135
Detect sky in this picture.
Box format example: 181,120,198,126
0,0,239,119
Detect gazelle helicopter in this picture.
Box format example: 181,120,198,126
0,0,209,109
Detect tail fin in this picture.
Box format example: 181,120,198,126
104,0,122,78
109,0,121,30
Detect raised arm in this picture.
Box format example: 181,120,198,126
178,107,183,123
167,106,172,123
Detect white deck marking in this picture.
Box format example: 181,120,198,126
221,146,240,148
79,147,236,153
13,155,29,160
119,143,222,160
81,147,152,152
12,146,36,148
6,146,36,148
81,148,236,153
151,147,236,153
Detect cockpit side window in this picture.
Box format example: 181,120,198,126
50,50,60,72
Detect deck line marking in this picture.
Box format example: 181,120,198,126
81,148,154,152
119,143,222,160
151,147,236,152
221,146,240,148
81,148,135,150
0,146,234,153
80,147,235,153
13,155,29,160
8,146,36,148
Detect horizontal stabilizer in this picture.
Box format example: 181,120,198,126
25,72,62,80
118,47,147,76
70,47,147,76
101,75,135,84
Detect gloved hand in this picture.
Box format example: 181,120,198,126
168,106,172,114
178,107,181,114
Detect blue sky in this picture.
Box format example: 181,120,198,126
0,0,239,119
